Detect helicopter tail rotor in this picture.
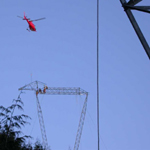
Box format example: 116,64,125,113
24,12,26,20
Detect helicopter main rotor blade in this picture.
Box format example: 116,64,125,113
17,16,23,19
17,16,26,20
30,18,46,22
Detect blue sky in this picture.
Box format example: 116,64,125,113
1,0,150,150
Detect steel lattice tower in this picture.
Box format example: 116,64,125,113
19,81,88,150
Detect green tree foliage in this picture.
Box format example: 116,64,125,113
34,140,45,150
0,96,45,150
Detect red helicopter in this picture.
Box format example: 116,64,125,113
17,13,45,32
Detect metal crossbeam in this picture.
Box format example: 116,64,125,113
44,87,87,95
127,0,142,6
123,5,150,13
19,81,88,95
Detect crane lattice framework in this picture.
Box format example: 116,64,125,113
19,81,88,150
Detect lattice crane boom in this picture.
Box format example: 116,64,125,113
19,81,88,150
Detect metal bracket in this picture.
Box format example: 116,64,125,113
127,0,142,6
123,4,150,13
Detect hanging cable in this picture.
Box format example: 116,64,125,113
97,0,100,150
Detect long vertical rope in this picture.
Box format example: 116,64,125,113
97,0,100,150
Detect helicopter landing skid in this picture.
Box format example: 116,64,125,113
26,28,30,32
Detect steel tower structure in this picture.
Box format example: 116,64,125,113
120,0,150,59
19,81,88,150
